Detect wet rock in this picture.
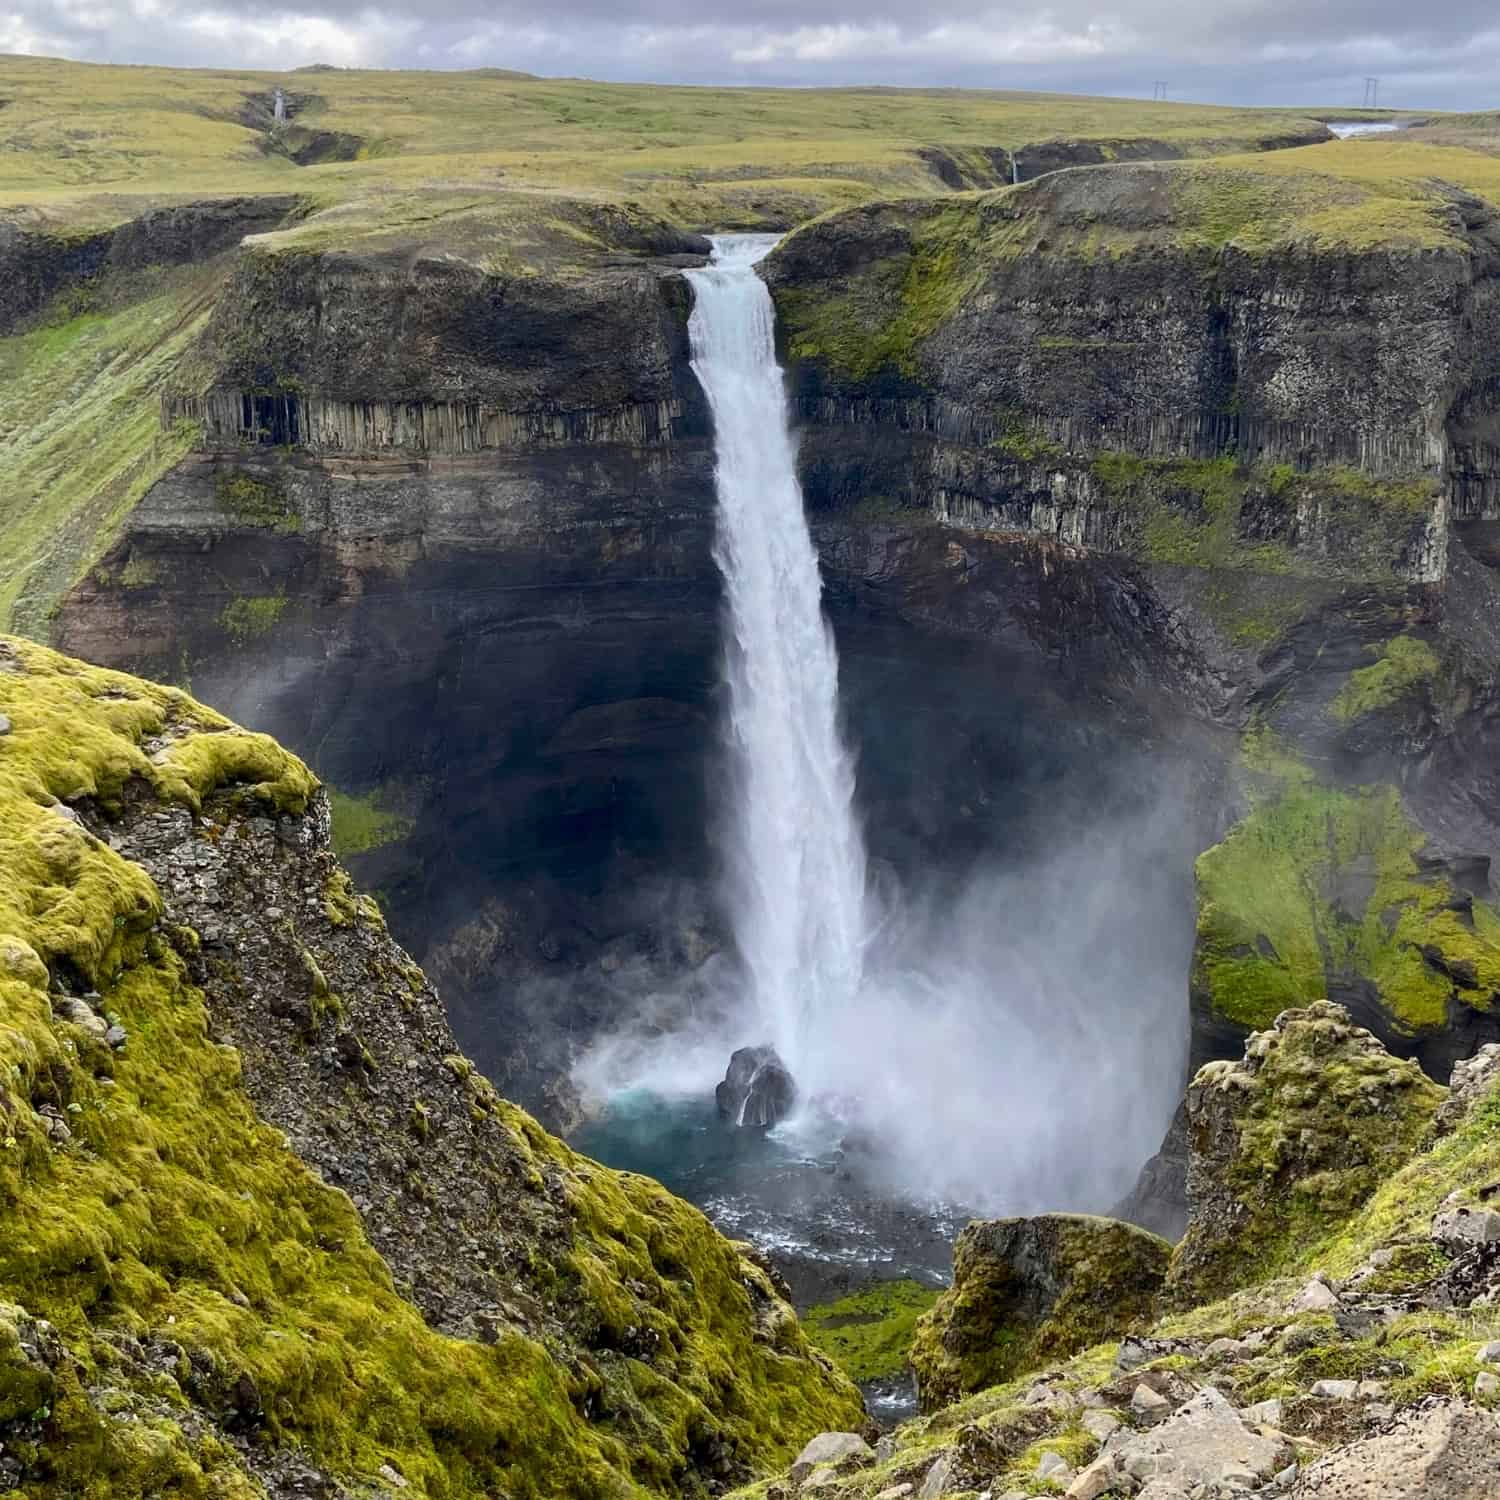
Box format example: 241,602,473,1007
1287,1397,1500,1496
716,1045,796,1128
911,1213,1169,1409
1115,1096,1191,1241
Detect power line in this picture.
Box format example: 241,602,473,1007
1152,81,1168,101
1363,76,1380,108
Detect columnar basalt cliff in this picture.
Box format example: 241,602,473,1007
0,637,861,1497
762,168,1500,585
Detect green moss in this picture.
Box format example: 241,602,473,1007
0,275,210,636
117,554,160,589
1194,738,1500,1035
1329,635,1441,723
0,635,863,1496
911,1215,1168,1409
212,470,300,533
328,787,416,858
1166,1003,1445,1305
219,590,287,643
988,419,1064,464
777,202,990,381
803,1279,942,1383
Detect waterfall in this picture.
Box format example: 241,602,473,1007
686,235,867,1080
273,88,286,125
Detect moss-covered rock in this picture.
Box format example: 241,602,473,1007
1190,733,1500,1060
909,1213,1170,1410
0,635,862,1497
1167,1002,1445,1306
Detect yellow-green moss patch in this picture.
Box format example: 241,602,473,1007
804,1279,942,1383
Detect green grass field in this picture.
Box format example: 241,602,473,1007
0,55,1341,233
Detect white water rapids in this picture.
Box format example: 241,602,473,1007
685,234,868,1079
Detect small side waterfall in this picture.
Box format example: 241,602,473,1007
685,236,867,1078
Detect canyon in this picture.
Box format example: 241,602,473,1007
8,54,1500,1500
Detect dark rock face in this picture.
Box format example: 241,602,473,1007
765,173,1500,512
1115,1097,1191,1242
54,176,1500,1145
716,1045,797,1128
0,197,301,334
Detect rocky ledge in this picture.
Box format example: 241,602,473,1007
0,636,860,1498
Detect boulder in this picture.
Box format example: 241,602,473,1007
792,1431,872,1468
716,1045,796,1128
917,1456,951,1498
1433,1044,1500,1136
1288,1398,1500,1497
1111,1387,1285,1489
1432,1203,1500,1253
789,1431,872,1485
910,1213,1170,1410
1167,1004,1444,1306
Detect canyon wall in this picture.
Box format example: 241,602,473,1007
53,162,1500,1125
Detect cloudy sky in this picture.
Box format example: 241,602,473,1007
3,0,1498,108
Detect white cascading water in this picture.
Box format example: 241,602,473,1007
686,235,868,1082
574,234,1188,1218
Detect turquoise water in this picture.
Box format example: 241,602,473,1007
571,1088,961,1308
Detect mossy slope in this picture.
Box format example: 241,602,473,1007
1193,732,1500,1041
803,1280,941,1384
0,636,860,1497
1167,1002,1444,1305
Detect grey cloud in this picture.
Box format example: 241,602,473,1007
3,0,1498,107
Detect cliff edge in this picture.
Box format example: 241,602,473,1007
0,635,861,1498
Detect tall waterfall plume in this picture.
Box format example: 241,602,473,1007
686,235,868,1081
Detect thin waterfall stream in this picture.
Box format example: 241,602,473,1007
685,234,868,1086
